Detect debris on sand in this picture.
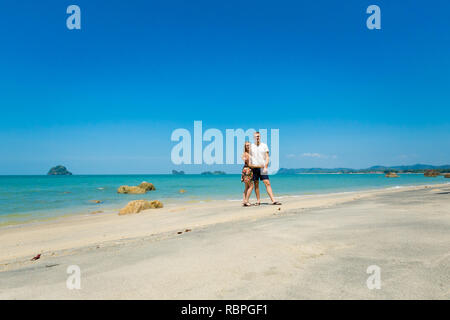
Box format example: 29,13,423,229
31,254,41,261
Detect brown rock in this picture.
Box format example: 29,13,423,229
117,182,156,194
149,200,163,208
385,172,399,178
444,173,450,178
90,200,102,204
138,182,156,191
179,189,187,193
424,170,440,177
117,185,146,194
119,200,163,215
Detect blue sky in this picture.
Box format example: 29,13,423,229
0,0,449,174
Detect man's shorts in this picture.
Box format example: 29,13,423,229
252,168,269,181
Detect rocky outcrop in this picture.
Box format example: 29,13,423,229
385,172,399,178
172,170,185,175
118,200,163,215
117,186,147,194
424,170,440,177
138,182,155,191
444,173,450,178
149,200,163,208
47,165,72,175
179,189,187,193
117,182,156,194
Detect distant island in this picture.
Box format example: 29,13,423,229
47,165,72,175
277,164,450,175
172,170,185,175
201,171,226,175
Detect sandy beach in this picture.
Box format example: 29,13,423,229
0,183,449,299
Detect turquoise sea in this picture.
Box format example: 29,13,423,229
0,174,448,226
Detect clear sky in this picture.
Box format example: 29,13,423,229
0,0,449,174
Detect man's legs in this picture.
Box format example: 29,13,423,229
262,179,275,203
254,180,260,204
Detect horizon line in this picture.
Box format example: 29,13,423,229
1,163,450,176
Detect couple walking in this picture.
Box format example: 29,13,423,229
241,132,282,207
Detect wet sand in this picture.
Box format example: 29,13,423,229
0,184,449,299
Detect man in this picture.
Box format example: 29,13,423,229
250,131,281,205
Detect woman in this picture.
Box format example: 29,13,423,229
241,141,254,206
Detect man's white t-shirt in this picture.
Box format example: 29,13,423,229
250,142,269,170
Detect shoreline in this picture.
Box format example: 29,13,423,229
1,179,448,229
0,182,449,299
1,182,448,268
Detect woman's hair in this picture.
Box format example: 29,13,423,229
244,142,250,153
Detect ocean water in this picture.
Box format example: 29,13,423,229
0,174,447,226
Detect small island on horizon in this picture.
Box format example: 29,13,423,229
47,165,72,176
38,164,450,176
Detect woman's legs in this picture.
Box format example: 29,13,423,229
243,184,249,203
245,182,254,203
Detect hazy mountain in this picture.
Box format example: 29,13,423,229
277,164,450,174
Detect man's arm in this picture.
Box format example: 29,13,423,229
264,151,270,172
